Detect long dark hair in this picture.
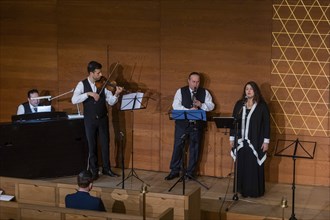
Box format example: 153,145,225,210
241,81,265,103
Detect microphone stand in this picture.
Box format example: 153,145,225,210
226,102,244,211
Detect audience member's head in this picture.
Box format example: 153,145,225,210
77,170,93,190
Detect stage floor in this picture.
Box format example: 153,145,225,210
47,168,329,220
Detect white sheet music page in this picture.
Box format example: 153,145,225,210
0,190,14,201
121,92,144,110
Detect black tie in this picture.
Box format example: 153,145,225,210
34,107,37,113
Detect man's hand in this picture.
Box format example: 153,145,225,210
115,86,124,97
88,92,100,101
193,99,202,108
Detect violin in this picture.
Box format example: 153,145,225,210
95,76,125,93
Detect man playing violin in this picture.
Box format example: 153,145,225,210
72,61,123,180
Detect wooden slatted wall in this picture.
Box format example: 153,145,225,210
0,0,328,186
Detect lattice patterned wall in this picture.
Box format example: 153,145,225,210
271,0,329,137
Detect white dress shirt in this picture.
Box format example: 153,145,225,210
71,77,118,106
172,88,215,111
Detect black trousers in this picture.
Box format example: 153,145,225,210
84,116,111,173
169,123,203,175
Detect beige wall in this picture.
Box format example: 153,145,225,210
0,0,328,186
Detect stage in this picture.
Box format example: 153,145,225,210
46,168,329,220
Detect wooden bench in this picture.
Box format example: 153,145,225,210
0,176,200,220
0,201,173,220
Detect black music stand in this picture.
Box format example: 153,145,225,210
168,109,209,195
275,139,316,220
213,116,235,135
213,117,239,205
213,116,235,177
116,92,150,188
213,115,241,211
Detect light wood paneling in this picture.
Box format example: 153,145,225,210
0,0,328,186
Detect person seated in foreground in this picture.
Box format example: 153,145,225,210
65,170,106,211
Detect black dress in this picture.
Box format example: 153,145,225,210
230,101,270,197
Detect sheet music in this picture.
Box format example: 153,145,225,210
171,110,207,121
0,190,14,201
121,92,144,110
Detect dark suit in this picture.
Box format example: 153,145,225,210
65,191,105,211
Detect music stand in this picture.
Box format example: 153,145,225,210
213,115,241,211
116,92,150,188
275,138,316,220
213,116,239,207
213,116,235,177
213,116,235,135
168,109,209,195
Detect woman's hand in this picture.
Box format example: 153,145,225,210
261,143,269,152
230,141,234,148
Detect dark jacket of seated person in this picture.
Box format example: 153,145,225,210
65,170,105,211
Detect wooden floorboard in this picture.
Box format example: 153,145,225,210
45,169,329,220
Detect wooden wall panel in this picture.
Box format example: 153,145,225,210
0,0,328,186
56,1,161,171
0,1,58,120
159,1,273,177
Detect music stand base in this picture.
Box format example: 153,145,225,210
168,173,209,195
225,193,239,212
186,174,209,190
117,168,150,187
289,215,297,220
168,175,185,193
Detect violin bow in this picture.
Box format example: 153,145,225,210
98,62,119,95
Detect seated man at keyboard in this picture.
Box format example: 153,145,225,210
65,170,105,211
17,89,40,115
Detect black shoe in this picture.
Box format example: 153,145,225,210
164,172,179,180
102,169,119,177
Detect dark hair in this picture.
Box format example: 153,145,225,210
77,170,93,188
241,81,265,103
27,89,39,98
87,61,102,73
188,72,200,79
